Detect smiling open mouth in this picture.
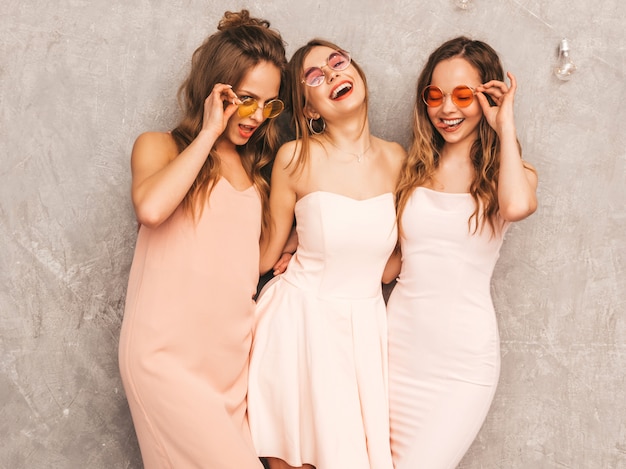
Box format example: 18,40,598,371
331,82,352,99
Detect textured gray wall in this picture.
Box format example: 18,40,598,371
1,0,624,468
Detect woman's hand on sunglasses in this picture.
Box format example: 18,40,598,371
200,83,241,139
476,71,517,137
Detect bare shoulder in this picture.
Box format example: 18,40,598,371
274,139,303,169
132,131,178,161
130,131,180,181
373,136,407,171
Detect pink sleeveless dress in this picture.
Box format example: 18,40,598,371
388,187,509,469
119,178,263,469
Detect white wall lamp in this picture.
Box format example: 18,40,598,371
454,0,473,10
554,38,577,81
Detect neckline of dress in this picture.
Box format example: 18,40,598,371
219,176,255,193
297,190,392,206
417,186,471,196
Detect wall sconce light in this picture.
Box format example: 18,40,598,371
454,0,473,9
554,38,577,81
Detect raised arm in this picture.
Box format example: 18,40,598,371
477,72,538,222
259,142,298,274
131,84,239,228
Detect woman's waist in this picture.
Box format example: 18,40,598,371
279,267,384,300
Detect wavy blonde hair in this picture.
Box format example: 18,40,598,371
284,38,369,174
170,10,287,233
396,36,530,235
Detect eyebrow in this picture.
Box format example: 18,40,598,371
236,89,259,98
236,89,278,100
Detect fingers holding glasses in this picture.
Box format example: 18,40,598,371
506,71,517,93
476,72,518,133
214,84,238,103
477,72,517,106
476,86,504,109
217,84,242,113
199,83,285,140
201,84,239,136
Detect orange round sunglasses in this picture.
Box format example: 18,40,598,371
422,85,476,108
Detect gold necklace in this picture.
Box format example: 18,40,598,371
324,137,372,163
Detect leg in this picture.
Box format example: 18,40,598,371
267,457,315,469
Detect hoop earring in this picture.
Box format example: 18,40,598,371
307,117,326,135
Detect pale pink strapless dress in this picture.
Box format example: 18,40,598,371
248,191,397,469
388,187,509,469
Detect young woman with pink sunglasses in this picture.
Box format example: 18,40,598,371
248,39,405,469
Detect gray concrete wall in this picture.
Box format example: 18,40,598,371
1,0,624,467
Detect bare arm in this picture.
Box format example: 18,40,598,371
271,226,298,276
259,143,298,274
131,84,240,228
377,140,406,283
477,72,538,222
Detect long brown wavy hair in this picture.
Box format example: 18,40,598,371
396,36,530,235
170,10,287,232
284,38,369,174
